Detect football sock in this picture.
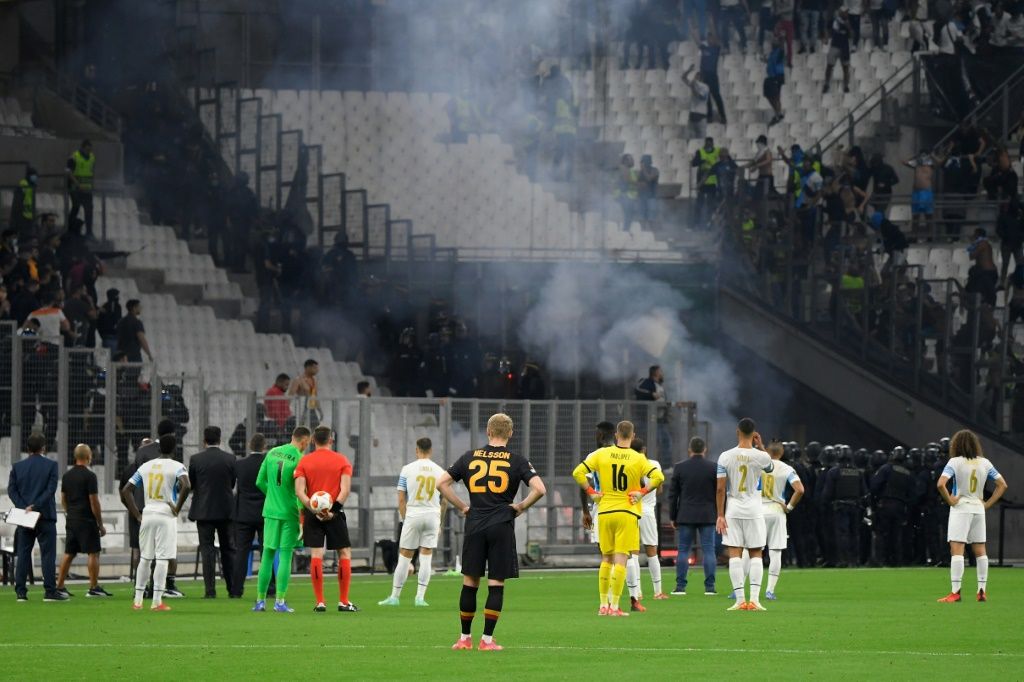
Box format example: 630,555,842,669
459,585,478,636
766,549,782,593
339,558,352,604
483,585,503,639
416,553,433,600
152,560,168,607
275,548,293,600
950,555,965,593
134,556,153,606
598,561,612,604
647,554,663,594
626,555,640,599
610,563,627,607
311,557,325,604
256,548,276,600
729,557,745,601
748,556,764,603
741,549,751,581
976,555,989,593
391,554,413,599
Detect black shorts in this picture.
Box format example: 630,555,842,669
302,510,351,550
66,519,102,555
462,521,519,581
763,76,783,99
128,514,140,549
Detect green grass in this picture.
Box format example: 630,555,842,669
2,566,1020,680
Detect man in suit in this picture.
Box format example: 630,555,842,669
189,425,238,598
232,433,271,598
120,419,184,597
666,437,719,595
8,433,64,602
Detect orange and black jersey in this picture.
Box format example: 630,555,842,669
446,445,538,535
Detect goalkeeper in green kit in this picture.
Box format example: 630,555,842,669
253,426,311,613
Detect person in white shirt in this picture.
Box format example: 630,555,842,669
379,437,447,607
121,435,190,611
684,65,710,139
759,441,804,600
627,438,667,607
716,418,774,611
935,430,1008,603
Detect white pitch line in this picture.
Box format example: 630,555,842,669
0,642,1017,659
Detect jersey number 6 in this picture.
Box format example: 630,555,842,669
468,460,510,493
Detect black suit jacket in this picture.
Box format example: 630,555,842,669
234,451,267,525
188,447,237,521
667,456,718,525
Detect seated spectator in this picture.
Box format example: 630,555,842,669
264,373,293,430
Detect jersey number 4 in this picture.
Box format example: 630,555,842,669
610,464,628,492
468,460,510,493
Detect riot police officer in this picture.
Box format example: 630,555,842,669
823,447,867,567
788,442,815,567
921,443,944,565
816,445,839,566
870,447,920,566
907,447,929,564
854,448,873,564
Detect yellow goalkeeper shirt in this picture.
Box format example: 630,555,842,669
572,445,664,518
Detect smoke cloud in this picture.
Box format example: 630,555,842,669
519,262,741,445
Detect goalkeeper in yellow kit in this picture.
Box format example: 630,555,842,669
572,421,665,616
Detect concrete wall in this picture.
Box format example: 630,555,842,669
0,135,122,187
720,288,1024,560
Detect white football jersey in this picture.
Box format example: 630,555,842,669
641,460,662,515
397,458,446,518
942,456,1002,511
761,459,800,508
130,458,188,517
717,447,774,519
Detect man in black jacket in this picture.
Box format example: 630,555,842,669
188,426,238,598
232,433,272,598
666,437,719,595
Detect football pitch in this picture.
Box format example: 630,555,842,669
2,566,1019,680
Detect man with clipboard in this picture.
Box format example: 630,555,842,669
7,433,64,602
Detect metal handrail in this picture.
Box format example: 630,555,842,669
814,56,917,155
931,59,1024,152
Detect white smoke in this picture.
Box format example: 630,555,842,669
519,262,741,445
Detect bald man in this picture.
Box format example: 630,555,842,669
57,445,112,597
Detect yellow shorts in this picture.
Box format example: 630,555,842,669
598,512,640,556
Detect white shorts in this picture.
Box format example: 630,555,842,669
764,509,789,550
589,505,599,544
399,514,440,550
722,516,767,549
139,514,178,561
947,511,986,544
639,514,658,547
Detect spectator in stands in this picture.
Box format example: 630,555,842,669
225,172,258,273
984,147,1019,200
66,139,96,239
757,0,775,51
967,228,998,306
390,327,424,397
8,433,63,602
203,169,228,267
289,358,321,427
518,360,546,399
764,35,786,126
0,284,10,321
189,426,238,598
868,207,908,275
683,65,710,139
96,288,121,350
773,0,796,65
747,135,775,198
904,150,941,238
866,153,900,212
265,373,294,432
686,0,711,41
56,444,110,598
623,1,660,68
29,290,73,343
794,155,825,248
799,0,823,53
719,0,749,53
997,196,1024,287
635,365,672,460
115,299,153,362
907,0,931,52
233,433,272,599
692,137,721,226
869,0,891,48
10,166,37,240
666,437,718,594
847,0,864,50
638,154,660,229
713,148,740,202
63,283,96,347
699,30,727,124
616,154,641,232
11,279,40,327
823,7,853,94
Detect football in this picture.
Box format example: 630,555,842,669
309,491,333,513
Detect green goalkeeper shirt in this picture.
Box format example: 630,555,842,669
256,443,304,521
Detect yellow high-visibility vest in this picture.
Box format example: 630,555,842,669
699,147,720,186
71,150,95,190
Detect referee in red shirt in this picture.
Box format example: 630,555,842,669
294,425,357,612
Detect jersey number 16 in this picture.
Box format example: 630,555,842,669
610,464,628,492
